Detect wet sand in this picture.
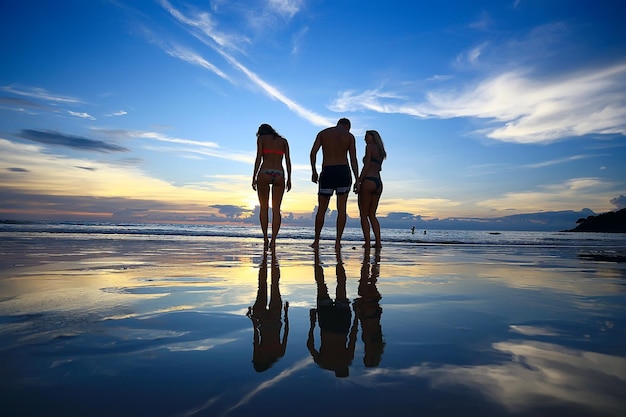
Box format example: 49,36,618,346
1,234,625,417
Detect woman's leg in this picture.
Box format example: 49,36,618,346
370,183,383,247
358,181,375,247
257,175,271,249
270,179,285,248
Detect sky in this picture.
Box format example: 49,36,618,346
1,0,625,226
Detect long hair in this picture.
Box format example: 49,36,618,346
366,130,387,160
257,123,279,137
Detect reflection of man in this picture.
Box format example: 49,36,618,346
310,118,359,249
246,254,289,372
353,247,384,367
307,250,357,377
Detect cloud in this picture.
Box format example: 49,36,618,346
7,167,29,172
610,194,626,209
0,96,45,109
106,110,128,117
478,177,615,212
68,110,96,120
1,85,82,105
17,129,129,152
0,139,252,220
330,55,626,144
156,1,333,127
161,42,232,81
267,0,305,19
94,128,254,164
428,340,626,414
330,88,429,117
210,204,252,218
524,154,590,169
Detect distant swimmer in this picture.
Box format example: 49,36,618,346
411,226,415,235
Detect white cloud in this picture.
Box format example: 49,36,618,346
68,110,96,120
94,128,254,164
158,1,333,127
163,43,232,81
268,0,304,19
2,85,82,105
524,154,590,169
478,177,615,212
106,110,128,117
330,62,626,143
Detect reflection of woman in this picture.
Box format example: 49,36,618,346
252,124,292,250
307,250,358,378
353,247,384,367
246,254,289,372
354,130,387,249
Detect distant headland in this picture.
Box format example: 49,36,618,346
566,208,626,233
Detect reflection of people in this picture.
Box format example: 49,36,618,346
354,130,386,249
307,250,358,377
310,118,359,250
252,124,292,250
353,247,384,367
246,253,289,372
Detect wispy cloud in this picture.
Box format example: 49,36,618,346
162,42,233,81
17,129,128,152
478,177,615,212
1,85,82,105
524,154,590,168
268,0,305,19
95,128,254,164
105,110,128,117
330,62,626,143
68,110,96,120
0,96,45,109
155,0,333,127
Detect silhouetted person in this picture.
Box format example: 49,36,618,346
307,249,357,377
252,123,292,250
310,118,359,250
353,247,385,367
246,252,289,372
354,130,387,249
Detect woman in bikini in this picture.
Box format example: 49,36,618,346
252,124,292,250
354,130,386,249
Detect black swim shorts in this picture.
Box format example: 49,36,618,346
318,164,352,196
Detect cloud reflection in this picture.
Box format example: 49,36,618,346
366,339,625,416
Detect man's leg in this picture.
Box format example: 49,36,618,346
335,192,348,248
312,194,331,247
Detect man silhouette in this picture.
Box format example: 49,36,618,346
310,118,359,249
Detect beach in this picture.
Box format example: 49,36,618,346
1,225,625,417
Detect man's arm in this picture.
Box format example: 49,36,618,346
348,134,359,183
310,134,322,183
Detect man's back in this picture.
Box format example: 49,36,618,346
317,125,354,166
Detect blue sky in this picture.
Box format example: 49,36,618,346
1,0,625,225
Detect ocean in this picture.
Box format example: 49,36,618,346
2,220,625,248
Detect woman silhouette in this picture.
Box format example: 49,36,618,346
246,253,289,372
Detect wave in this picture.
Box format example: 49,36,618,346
2,221,625,248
